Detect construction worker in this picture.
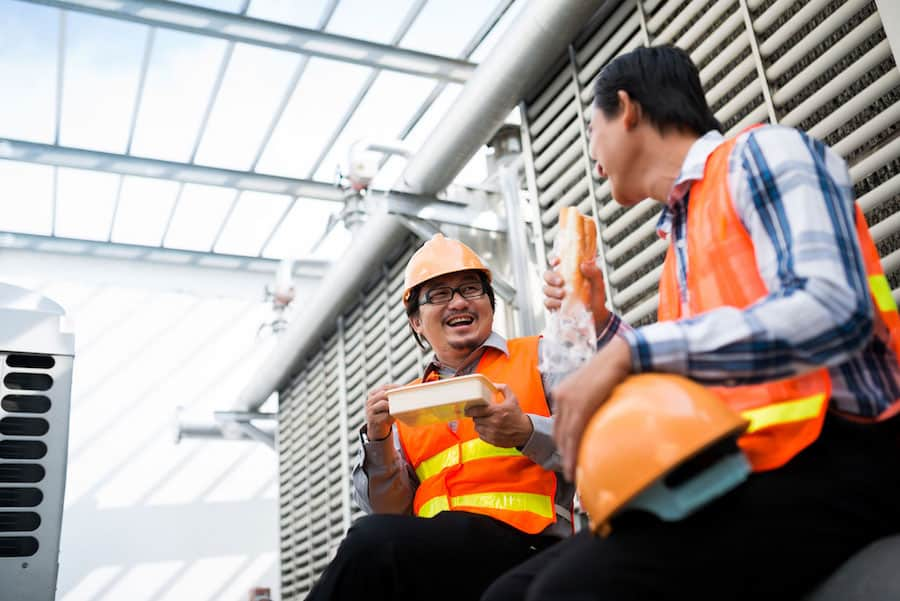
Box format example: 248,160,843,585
484,44,900,601
304,234,626,601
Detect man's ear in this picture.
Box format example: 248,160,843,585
618,90,640,130
408,314,422,334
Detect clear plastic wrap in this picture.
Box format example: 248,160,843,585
539,233,597,375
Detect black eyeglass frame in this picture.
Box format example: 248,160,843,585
418,282,487,306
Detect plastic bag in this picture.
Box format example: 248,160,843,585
539,232,597,375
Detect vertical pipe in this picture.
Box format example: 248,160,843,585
874,0,900,66
335,317,352,534
568,45,616,313
499,164,538,335
737,0,779,123
518,103,549,271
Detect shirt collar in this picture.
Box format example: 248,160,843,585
657,130,724,239
423,331,509,379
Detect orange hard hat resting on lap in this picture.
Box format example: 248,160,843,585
576,374,751,535
402,234,492,305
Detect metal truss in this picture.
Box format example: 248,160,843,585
22,0,476,82
0,231,330,278
0,137,347,201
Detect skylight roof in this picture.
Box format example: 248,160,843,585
0,0,524,267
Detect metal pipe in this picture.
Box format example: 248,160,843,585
235,0,613,413
499,164,538,335
400,0,612,195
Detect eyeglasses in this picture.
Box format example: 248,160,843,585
419,282,486,305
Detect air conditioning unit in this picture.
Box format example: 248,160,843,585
0,283,74,601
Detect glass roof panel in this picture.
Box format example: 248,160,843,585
110,176,180,246
312,71,435,181
173,0,247,12
262,198,341,259
368,155,405,190
326,0,415,44
129,30,228,163
213,191,291,256
0,2,58,144
193,43,302,171
365,82,462,189
310,222,351,261
400,0,500,57
255,58,372,179
59,12,147,153
469,0,526,63
163,184,237,251
0,161,54,235
55,168,120,241
247,0,331,28
402,83,463,148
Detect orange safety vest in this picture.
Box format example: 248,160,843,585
396,336,558,534
658,128,900,472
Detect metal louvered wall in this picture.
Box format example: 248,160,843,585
278,238,424,600
521,0,900,326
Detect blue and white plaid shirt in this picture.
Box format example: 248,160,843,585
622,126,900,418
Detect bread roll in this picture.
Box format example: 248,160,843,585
558,207,598,309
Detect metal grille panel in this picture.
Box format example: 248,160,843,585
522,0,900,327
278,238,419,600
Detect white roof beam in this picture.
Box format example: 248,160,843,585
22,0,476,83
0,137,348,202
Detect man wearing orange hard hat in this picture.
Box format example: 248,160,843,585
304,233,628,601
485,44,900,601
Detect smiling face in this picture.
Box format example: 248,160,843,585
409,270,493,368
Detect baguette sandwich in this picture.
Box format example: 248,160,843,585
558,206,598,311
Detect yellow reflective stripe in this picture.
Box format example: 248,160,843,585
869,274,897,313
415,439,523,482
415,446,459,482
452,492,554,519
418,495,450,518
741,393,826,434
417,492,554,519
461,439,523,462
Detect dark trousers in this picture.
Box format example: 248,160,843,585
305,509,560,601
483,414,900,601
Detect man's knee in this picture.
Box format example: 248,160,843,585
339,514,403,558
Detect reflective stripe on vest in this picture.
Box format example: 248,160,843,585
418,492,554,520
869,274,897,313
415,438,523,482
658,125,831,471
396,337,559,534
741,393,828,434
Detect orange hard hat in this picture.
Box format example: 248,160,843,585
576,374,750,535
402,234,492,305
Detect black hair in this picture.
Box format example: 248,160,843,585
593,45,721,136
406,271,495,350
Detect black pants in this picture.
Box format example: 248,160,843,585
483,414,900,601
305,510,560,601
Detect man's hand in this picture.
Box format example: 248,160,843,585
465,384,534,448
365,383,401,441
543,257,610,332
552,336,632,481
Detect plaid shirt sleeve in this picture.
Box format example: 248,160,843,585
622,126,874,385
